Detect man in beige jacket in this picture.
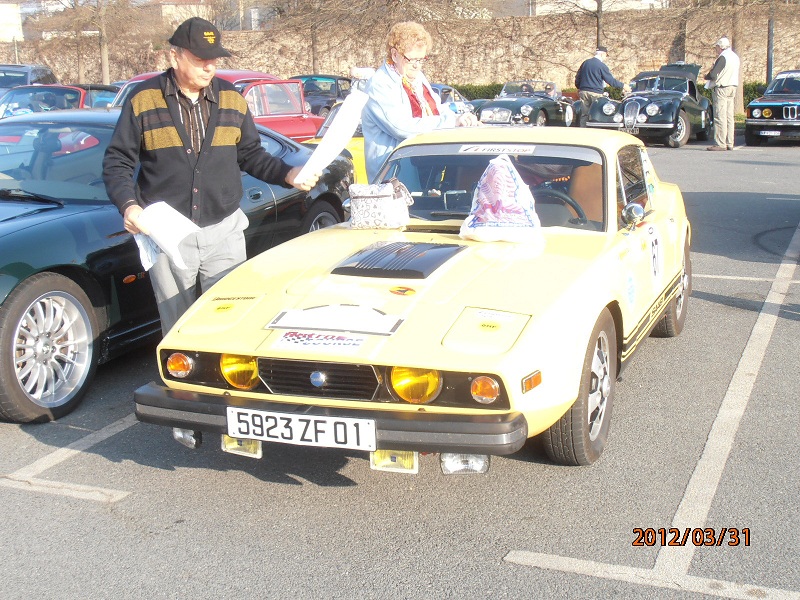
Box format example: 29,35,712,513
704,36,741,151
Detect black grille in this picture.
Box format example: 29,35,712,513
258,359,380,399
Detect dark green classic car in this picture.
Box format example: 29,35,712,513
0,109,353,423
584,63,712,148
476,80,575,127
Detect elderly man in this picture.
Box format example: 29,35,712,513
575,46,630,127
704,36,741,151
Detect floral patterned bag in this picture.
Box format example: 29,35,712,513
348,178,414,229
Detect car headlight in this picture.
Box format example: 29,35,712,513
602,102,616,115
762,108,772,118
465,103,476,113
166,352,194,378
637,114,647,123
613,113,623,123
645,103,659,116
471,376,500,404
390,366,442,404
751,108,761,118
520,104,533,116
220,354,259,390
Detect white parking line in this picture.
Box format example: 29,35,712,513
506,224,800,597
0,414,137,503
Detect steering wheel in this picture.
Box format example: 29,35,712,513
533,187,587,223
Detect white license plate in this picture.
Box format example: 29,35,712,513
226,407,376,451
760,131,780,136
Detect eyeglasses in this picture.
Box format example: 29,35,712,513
395,50,428,65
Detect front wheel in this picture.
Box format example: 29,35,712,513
301,200,340,234
667,110,690,148
534,109,548,127
0,273,99,422
744,126,763,146
543,309,617,465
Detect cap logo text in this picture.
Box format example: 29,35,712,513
204,31,216,44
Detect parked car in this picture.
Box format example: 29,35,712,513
111,69,278,108
744,70,800,145
583,63,712,148
241,79,325,142
290,74,352,117
70,83,121,108
0,84,118,119
0,64,58,96
0,109,353,423
430,83,468,113
476,80,575,127
134,126,691,473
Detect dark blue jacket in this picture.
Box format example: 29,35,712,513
575,57,625,93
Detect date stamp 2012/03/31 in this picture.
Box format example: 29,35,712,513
632,528,750,547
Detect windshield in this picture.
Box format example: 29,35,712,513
245,81,305,116
632,76,688,93
0,123,113,201
0,88,82,118
765,73,800,95
377,143,606,231
500,81,559,97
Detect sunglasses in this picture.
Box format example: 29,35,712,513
395,50,428,65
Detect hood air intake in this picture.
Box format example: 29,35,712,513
332,242,466,279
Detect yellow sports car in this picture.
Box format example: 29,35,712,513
135,127,691,474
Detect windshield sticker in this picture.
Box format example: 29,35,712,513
274,331,366,352
267,304,403,336
459,144,535,155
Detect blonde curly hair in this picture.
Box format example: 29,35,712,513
385,21,433,62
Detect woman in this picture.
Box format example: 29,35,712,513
362,21,478,182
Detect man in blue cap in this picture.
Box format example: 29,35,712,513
575,46,630,127
103,17,321,334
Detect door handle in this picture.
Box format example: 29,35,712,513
247,188,263,201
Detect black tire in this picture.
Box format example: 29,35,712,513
667,110,690,148
301,200,340,234
744,126,763,146
319,107,330,118
0,273,99,423
543,308,616,465
534,109,548,127
652,241,691,338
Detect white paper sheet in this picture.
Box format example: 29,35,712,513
134,202,200,270
295,88,369,183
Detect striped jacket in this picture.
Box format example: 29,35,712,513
103,70,292,227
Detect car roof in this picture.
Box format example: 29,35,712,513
0,107,122,126
774,70,800,77
633,69,695,82
1,84,84,92
70,83,121,91
396,125,641,156
291,74,347,80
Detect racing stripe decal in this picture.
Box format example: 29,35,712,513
620,270,682,363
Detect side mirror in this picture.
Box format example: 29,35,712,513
622,203,645,228
756,85,767,95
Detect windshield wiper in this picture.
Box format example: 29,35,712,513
0,188,64,206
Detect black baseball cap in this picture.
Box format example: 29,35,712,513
168,17,231,60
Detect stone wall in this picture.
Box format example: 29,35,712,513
2,6,798,89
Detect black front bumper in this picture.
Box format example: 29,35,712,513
135,382,529,455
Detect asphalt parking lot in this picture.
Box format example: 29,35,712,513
1,137,798,600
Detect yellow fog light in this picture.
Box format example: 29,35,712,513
166,352,194,378
471,376,500,404
390,367,442,404
220,354,259,390
370,449,419,474
762,108,772,118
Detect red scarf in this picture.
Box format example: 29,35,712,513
401,78,440,118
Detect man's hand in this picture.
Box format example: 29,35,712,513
622,84,631,95
123,204,148,235
456,112,480,127
287,165,320,191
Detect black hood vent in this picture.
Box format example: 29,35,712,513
332,242,466,279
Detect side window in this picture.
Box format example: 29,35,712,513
258,132,283,156
616,145,649,218
339,79,351,96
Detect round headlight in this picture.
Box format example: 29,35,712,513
762,108,773,118
220,354,259,390
471,376,500,404
390,366,442,404
613,113,623,123
645,103,659,116
751,108,761,118
637,113,647,123
166,353,194,378
520,104,533,117
602,102,616,115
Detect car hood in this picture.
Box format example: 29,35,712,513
0,201,97,236
484,97,546,107
168,224,608,360
749,94,800,104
